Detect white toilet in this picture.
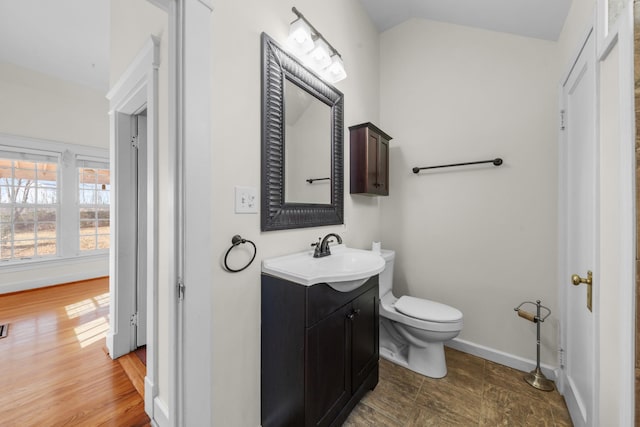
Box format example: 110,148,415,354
377,249,463,378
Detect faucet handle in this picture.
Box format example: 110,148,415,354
312,237,323,258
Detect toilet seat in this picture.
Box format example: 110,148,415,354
394,296,462,323
379,292,463,333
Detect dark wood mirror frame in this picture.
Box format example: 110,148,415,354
261,33,344,231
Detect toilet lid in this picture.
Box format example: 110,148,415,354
394,296,462,322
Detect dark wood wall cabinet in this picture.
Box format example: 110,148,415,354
349,122,393,196
261,275,379,427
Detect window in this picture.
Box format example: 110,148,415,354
0,135,109,266
0,151,59,261
78,160,110,251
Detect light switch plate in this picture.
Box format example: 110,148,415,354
235,186,258,214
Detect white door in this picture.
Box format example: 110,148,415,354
560,31,597,427
135,112,148,348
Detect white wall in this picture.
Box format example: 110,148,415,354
0,62,110,292
210,0,381,424
0,62,108,147
379,19,559,365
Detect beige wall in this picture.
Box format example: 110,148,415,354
210,1,381,424
0,62,109,148
379,18,559,365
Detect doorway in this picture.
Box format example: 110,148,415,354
106,35,160,419
134,111,148,350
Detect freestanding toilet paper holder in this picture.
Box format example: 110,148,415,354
514,300,554,391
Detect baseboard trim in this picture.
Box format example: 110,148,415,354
145,376,157,418
153,396,169,427
446,338,560,380
0,260,108,295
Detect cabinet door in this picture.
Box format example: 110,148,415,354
305,304,351,427
365,131,389,196
366,132,379,193
350,286,379,392
376,137,389,195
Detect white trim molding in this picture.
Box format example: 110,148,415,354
107,35,161,423
168,0,214,425
152,396,170,427
0,255,108,294
606,3,636,424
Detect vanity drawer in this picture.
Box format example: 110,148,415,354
305,276,378,327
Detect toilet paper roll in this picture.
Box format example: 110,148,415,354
517,309,537,323
372,241,381,253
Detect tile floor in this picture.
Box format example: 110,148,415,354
344,347,572,426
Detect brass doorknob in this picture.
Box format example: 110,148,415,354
571,271,592,286
570,270,593,311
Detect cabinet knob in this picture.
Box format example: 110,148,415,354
347,309,361,320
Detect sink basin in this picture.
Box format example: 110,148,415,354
262,244,385,292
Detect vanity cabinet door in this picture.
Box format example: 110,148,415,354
350,286,379,393
305,304,352,427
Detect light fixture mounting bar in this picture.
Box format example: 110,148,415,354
291,7,342,59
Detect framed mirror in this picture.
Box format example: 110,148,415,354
261,33,344,231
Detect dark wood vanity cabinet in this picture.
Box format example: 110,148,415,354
261,275,379,427
349,122,392,196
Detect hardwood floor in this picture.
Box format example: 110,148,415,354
0,278,150,426
345,348,573,426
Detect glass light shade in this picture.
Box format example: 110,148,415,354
324,54,347,83
287,18,314,55
307,38,332,70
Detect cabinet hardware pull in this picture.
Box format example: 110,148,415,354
347,309,361,320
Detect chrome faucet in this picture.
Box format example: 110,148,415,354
312,233,343,258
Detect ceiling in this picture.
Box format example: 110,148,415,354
0,0,110,92
0,1,571,93
358,0,573,41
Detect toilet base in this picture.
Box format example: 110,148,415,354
380,341,448,379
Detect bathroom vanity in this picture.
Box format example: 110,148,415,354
261,274,379,427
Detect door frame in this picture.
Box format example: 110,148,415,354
161,0,214,425
557,4,636,423
112,1,214,424
557,26,600,426
598,2,636,423
106,35,160,417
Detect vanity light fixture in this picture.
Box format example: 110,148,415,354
287,7,347,83
325,54,347,83
288,17,314,55
307,38,332,69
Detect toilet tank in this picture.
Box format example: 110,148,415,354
378,249,395,296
